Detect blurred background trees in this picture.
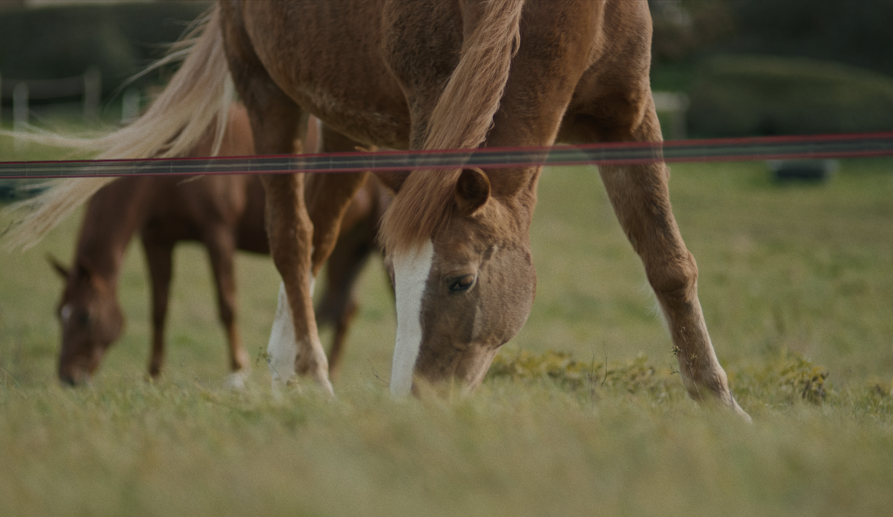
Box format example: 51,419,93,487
651,0,893,75
0,1,210,122
1,0,892,136
651,0,893,136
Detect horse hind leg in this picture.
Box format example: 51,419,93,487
311,167,388,380
301,126,372,380
140,233,173,379
304,124,371,277
315,221,376,380
202,224,251,389
573,94,750,420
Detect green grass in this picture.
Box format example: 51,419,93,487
2,129,893,515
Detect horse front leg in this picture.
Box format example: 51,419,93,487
256,132,337,394
221,8,332,395
262,173,333,395
600,161,749,414
585,97,750,420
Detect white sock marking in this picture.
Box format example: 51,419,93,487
266,273,315,388
267,282,297,386
390,240,434,397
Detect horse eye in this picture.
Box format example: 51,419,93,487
448,274,476,293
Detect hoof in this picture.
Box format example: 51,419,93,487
224,371,249,391
730,397,753,423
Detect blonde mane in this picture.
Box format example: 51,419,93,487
379,0,525,254
2,6,232,251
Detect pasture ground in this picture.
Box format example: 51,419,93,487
1,130,892,516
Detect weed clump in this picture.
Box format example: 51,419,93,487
490,349,839,408
487,349,592,389
487,349,680,399
732,350,831,405
777,355,829,404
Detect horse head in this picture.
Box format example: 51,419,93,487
49,256,124,386
380,168,537,396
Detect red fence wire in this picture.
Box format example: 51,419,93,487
1,132,892,180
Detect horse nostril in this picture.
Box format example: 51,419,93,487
60,375,78,387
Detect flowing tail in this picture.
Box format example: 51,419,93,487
379,0,526,254
2,5,233,251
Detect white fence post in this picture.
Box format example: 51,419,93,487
13,82,29,151
83,66,101,123
652,91,691,140
122,87,141,123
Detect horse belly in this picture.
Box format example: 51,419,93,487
239,0,411,149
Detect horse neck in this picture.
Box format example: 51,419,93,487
489,166,542,234
74,177,156,285
491,164,540,199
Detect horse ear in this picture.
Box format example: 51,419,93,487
73,259,96,283
75,259,111,293
455,168,490,216
47,254,70,279
373,171,410,194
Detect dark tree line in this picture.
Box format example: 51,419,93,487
651,0,893,77
0,2,210,95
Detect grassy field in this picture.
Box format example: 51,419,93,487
1,130,893,516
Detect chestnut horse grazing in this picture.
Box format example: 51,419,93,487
50,105,388,385
52,173,386,386
51,173,263,386
8,1,748,418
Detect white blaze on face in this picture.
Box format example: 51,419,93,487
390,240,435,397
266,276,315,387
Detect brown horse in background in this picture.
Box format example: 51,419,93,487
10,1,749,419
52,104,389,386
